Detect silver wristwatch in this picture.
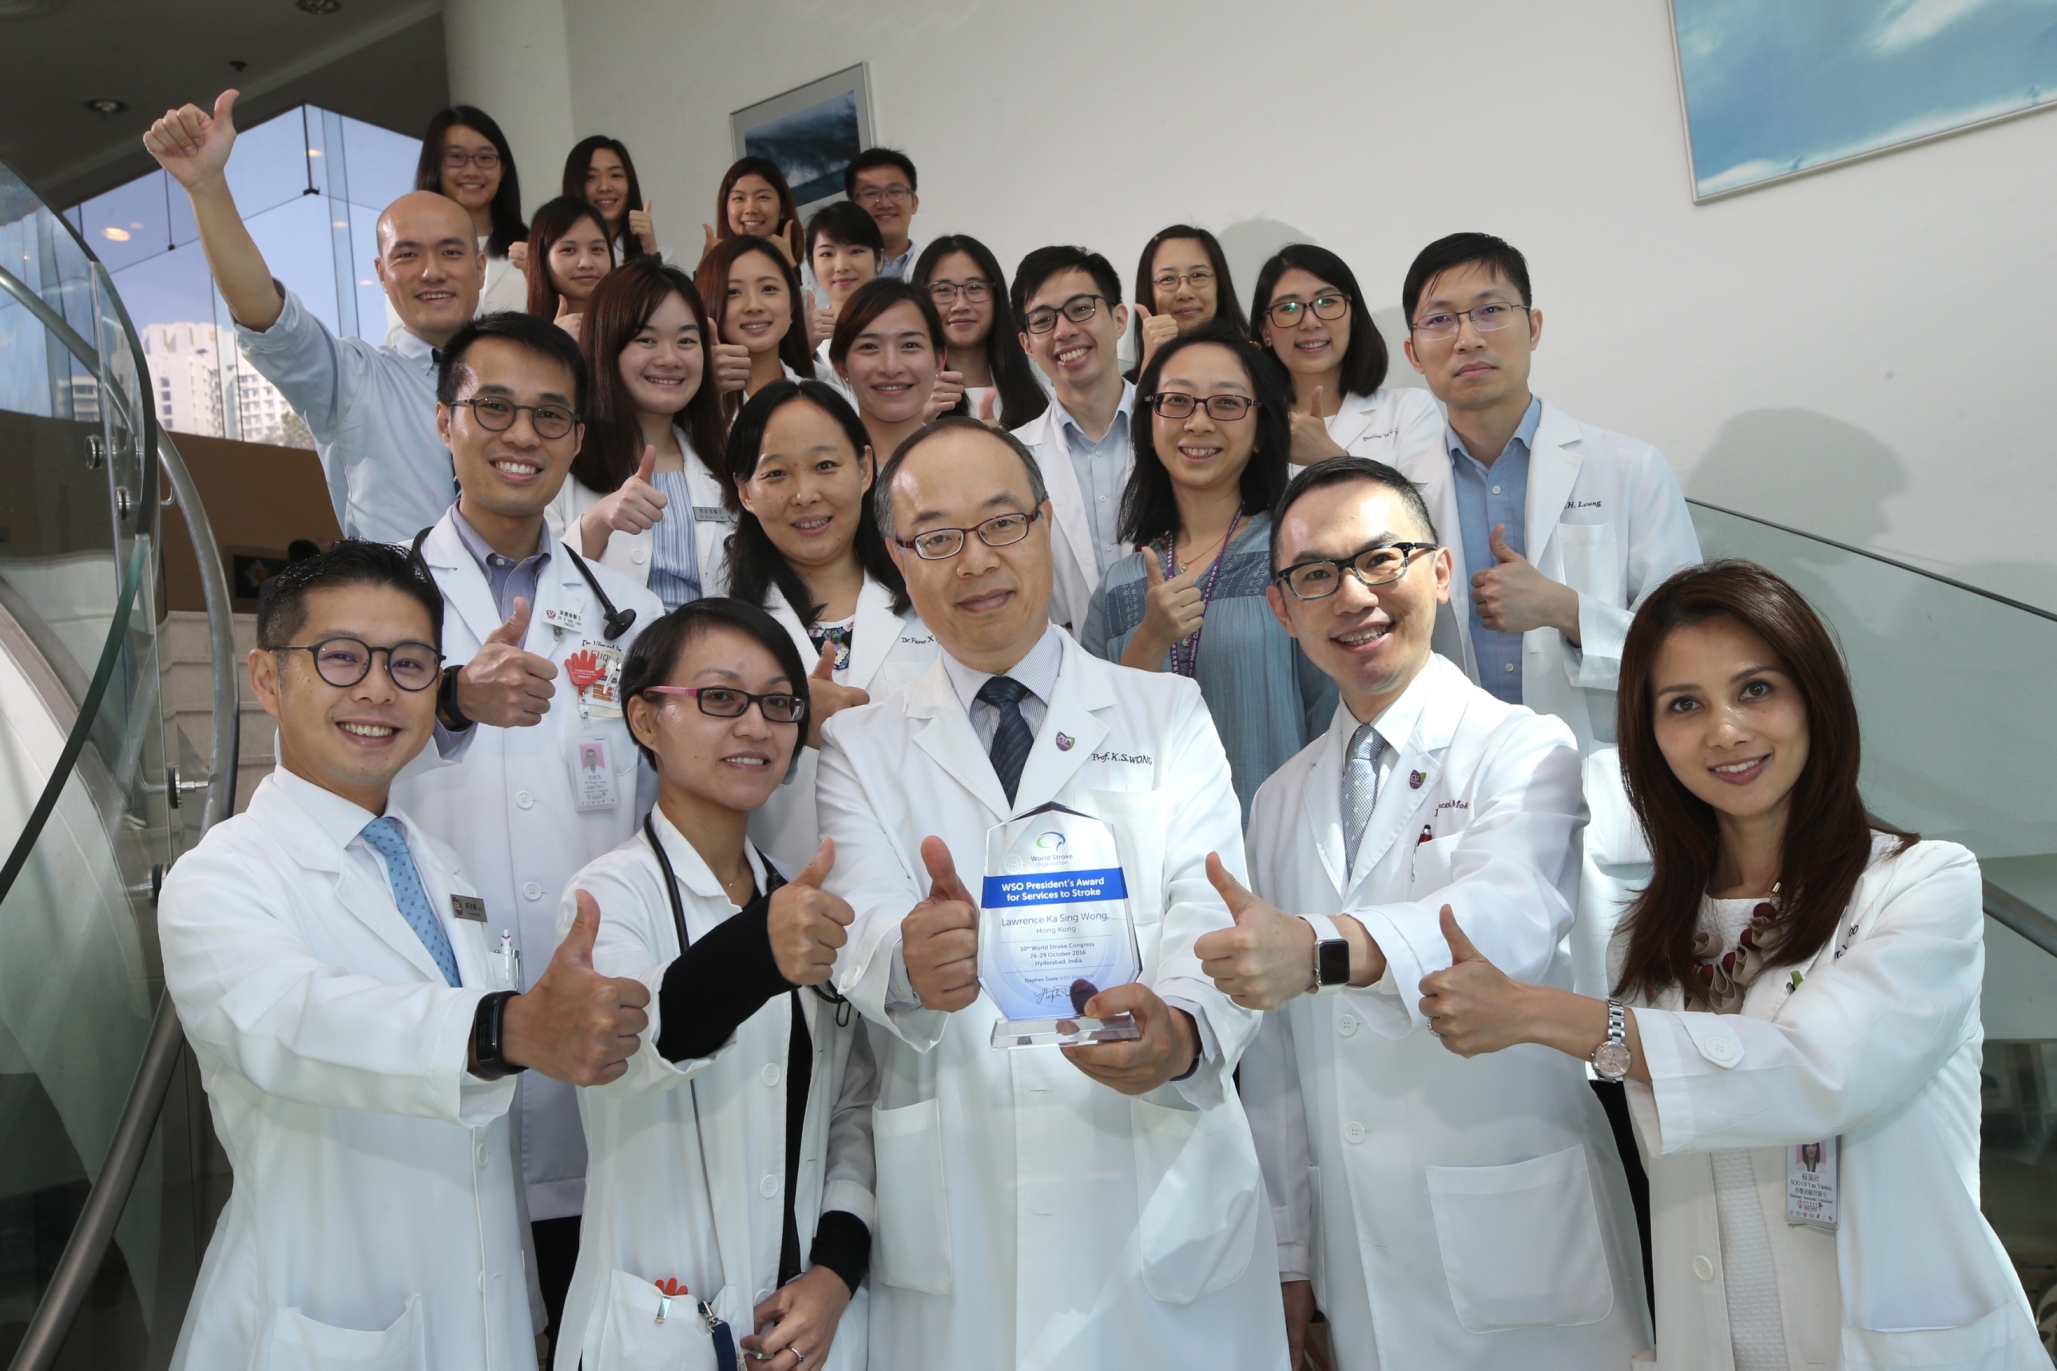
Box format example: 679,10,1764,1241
1590,1000,1632,1082
1301,914,1350,995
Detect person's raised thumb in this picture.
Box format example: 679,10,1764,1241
1440,904,1484,963
555,294,573,322
635,444,657,484
1205,852,1258,920
979,389,998,423
1142,545,1166,589
558,889,601,971
485,596,531,648
643,199,653,215
703,222,718,249
793,837,834,889
1490,523,1521,564
810,638,838,680
1306,384,1324,418
213,89,240,130
921,835,971,905
805,289,819,316
1132,301,1152,322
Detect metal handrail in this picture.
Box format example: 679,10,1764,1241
1984,881,2057,960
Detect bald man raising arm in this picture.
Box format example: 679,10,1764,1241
145,90,485,541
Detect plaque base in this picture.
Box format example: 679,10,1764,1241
988,1012,1141,1051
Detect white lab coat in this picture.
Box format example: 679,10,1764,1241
392,509,663,1221
1623,837,2043,1371
554,813,877,1371
159,769,531,1371
814,630,1289,1371
1010,390,1133,633
753,575,937,872
1319,385,1445,466
543,427,735,599
1239,654,1650,1370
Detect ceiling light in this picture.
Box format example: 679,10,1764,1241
103,226,131,242
84,97,125,115
297,0,341,13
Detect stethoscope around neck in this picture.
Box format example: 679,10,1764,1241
643,812,852,1026
408,525,636,641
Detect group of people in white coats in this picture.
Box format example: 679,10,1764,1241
139,81,2045,1371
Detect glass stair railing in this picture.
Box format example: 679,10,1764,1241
0,160,239,1370
1691,500,2057,1357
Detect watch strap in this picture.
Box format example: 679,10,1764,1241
1300,914,1348,993
438,664,473,730
470,990,525,1081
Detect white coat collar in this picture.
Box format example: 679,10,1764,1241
419,506,590,649
1522,399,1584,568
1325,388,1390,451
898,627,1111,821
647,802,768,908
939,622,1062,715
762,572,909,693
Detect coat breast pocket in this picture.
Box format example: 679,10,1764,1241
586,1268,720,1371
1554,522,1622,607
1424,1143,1615,1332
260,1296,425,1371
1410,834,1462,898
870,1098,952,1294
1132,1097,1262,1305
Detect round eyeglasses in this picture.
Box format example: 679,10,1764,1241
275,638,441,691
1022,294,1108,335
1145,391,1256,422
1274,541,1438,600
894,509,1042,561
1409,302,1530,343
641,685,808,724
449,396,579,440
1265,293,1350,328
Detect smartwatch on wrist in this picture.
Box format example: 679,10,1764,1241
1590,1000,1632,1083
470,990,526,1081
438,665,472,731
1300,914,1351,994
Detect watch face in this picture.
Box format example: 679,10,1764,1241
1592,1038,1632,1081
1318,939,1351,987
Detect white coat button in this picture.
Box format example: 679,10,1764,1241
1336,1014,1359,1037
759,1175,779,1198
515,790,535,810
1693,1254,1715,1281
1344,1121,1367,1144
632,548,648,564
475,1145,488,1169
1491,485,1501,495
761,1064,780,1087
1705,1037,1740,1064
522,881,543,901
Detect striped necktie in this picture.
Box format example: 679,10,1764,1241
976,675,1034,807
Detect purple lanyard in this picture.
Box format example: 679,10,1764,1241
1159,509,1243,678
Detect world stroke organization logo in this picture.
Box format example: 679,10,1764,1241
1004,830,1070,873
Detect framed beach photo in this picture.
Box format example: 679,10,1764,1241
1668,0,2057,202
730,64,875,210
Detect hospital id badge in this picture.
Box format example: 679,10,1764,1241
565,641,624,720
979,803,1142,1050
567,735,622,811
1786,1137,1838,1230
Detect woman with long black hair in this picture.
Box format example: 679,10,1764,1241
563,134,660,262
524,196,613,338
1127,224,1248,378
911,234,1047,429
697,234,816,418
1417,560,2043,1371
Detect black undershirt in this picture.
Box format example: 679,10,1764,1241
653,879,871,1293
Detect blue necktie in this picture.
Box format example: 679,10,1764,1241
977,675,1034,807
1341,723,1382,873
360,815,462,987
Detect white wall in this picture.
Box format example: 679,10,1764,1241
444,0,575,222
456,0,2057,610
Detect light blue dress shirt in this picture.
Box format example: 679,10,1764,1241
448,508,550,621
1055,383,1136,578
235,287,456,543
1448,396,1543,705
878,241,918,280
645,468,703,611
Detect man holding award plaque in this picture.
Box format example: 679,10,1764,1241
814,416,1289,1370
1202,457,1650,1370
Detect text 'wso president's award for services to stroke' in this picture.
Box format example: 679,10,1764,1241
979,802,1143,1049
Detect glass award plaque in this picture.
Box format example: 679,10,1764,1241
979,802,1143,1050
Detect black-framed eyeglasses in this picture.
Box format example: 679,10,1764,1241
642,685,808,724
1265,294,1350,328
450,396,579,440
1145,391,1256,422
1410,302,1529,342
853,184,914,206
895,509,1042,561
440,148,501,170
1151,268,1215,293
275,638,441,691
1022,294,1109,334
926,278,993,304
1274,541,1438,601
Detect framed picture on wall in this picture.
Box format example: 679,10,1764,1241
730,64,874,211
1669,0,2057,202
224,546,292,612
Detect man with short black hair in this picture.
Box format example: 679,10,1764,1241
1202,456,1651,1371
844,147,920,277
1007,246,1136,630
159,540,650,1370
143,90,483,542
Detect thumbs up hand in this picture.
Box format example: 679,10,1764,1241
1286,383,1349,463
1417,905,1522,1056
143,89,239,188
453,596,559,728
924,368,966,421
628,199,659,257
901,836,979,1012
711,341,753,395
1122,546,1206,671
806,288,837,349
553,293,584,342
1469,522,1580,639
1133,301,1178,372
978,389,999,425
803,638,869,748
699,222,719,266
1193,853,1321,1010
579,444,669,558
768,839,855,986
496,890,651,1085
